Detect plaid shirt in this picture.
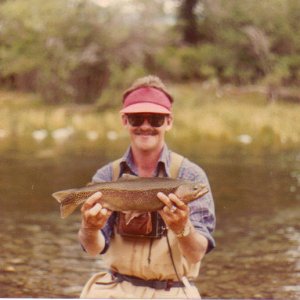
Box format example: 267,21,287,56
92,144,216,254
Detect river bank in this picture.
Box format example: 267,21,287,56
0,83,299,155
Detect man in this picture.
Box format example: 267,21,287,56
78,75,215,298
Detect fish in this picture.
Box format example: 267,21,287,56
52,175,209,219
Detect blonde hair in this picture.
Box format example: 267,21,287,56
123,75,173,103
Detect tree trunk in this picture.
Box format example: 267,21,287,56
178,0,200,45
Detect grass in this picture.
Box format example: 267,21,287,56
170,83,300,148
0,83,299,154
0,90,121,139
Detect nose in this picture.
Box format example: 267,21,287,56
139,117,151,128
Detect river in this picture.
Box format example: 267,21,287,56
0,142,299,299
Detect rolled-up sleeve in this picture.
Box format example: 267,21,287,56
100,212,116,254
178,159,216,253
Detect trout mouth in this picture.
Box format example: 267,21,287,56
176,183,209,201
195,186,209,198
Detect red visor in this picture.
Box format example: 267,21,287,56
120,87,172,114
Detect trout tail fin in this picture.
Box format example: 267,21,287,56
52,189,78,219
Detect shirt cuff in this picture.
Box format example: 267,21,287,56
99,229,110,254
193,224,216,254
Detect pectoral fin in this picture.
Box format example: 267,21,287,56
123,211,152,225
123,211,142,225
123,212,152,234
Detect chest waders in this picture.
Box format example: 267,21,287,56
111,152,197,298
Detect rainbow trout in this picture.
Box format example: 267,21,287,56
52,175,209,218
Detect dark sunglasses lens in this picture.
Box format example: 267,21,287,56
127,114,166,127
127,115,144,127
148,115,166,127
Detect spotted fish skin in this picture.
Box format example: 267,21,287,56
52,176,209,218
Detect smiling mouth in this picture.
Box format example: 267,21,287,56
137,133,156,136
134,130,158,136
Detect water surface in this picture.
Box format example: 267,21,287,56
0,144,299,299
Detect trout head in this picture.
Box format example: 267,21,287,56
175,182,209,203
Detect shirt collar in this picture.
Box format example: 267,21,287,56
119,144,171,177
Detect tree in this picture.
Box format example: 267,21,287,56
177,0,202,45
0,0,170,105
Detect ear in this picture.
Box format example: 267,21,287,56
121,114,128,126
165,114,173,131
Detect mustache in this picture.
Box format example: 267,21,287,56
133,128,158,136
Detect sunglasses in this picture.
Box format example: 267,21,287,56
126,114,167,128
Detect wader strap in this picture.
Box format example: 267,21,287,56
111,158,122,181
169,152,184,179
111,151,184,181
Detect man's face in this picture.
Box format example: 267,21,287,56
122,113,173,152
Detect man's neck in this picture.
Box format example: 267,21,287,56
131,145,164,177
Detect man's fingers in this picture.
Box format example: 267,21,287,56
86,191,102,204
81,192,102,211
80,192,113,230
157,192,173,208
89,203,102,216
100,208,108,216
168,193,185,207
157,192,186,213
162,207,176,220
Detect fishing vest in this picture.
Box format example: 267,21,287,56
101,151,201,281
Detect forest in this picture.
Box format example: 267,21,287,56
1,0,300,105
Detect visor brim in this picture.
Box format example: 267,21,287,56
120,102,171,114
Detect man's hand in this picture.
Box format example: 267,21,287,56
78,192,112,256
157,191,208,263
81,192,112,230
157,192,189,234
